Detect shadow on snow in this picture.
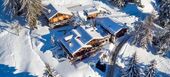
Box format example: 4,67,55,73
0,64,36,77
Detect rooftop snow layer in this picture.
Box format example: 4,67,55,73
43,0,72,20
60,25,107,55
96,17,127,35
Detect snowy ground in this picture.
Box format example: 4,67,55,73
0,0,169,77
117,41,170,76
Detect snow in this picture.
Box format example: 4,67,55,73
43,1,72,20
60,25,107,55
139,0,156,13
0,27,45,76
95,1,138,27
54,59,100,77
117,42,170,76
0,0,170,77
96,17,127,35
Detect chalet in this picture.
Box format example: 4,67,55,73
96,17,128,42
68,4,100,20
84,5,100,19
44,2,73,28
59,25,109,61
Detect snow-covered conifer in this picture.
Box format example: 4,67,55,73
122,53,143,77
145,60,157,77
156,31,170,56
3,0,43,29
131,14,155,48
157,0,170,29
43,63,59,77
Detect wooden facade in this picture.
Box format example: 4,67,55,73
49,13,72,23
87,13,98,19
87,38,108,47
70,38,108,61
115,28,127,38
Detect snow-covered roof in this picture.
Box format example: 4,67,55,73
43,0,72,20
60,25,108,55
84,6,99,16
68,4,99,15
96,17,128,35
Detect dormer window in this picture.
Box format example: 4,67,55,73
77,36,80,40
48,9,51,14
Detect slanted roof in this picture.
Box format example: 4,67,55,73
97,17,127,35
60,25,108,55
67,4,99,14
43,1,72,20
84,6,99,16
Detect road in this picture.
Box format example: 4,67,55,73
106,35,131,77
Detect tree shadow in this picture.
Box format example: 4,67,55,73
156,71,170,77
0,0,26,26
40,26,73,52
38,15,49,27
122,4,148,20
0,64,36,77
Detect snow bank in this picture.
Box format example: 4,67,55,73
54,60,100,77
0,27,45,76
139,0,156,13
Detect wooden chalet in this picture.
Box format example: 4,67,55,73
59,25,109,62
67,4,100,20
84,6,100,19
96,17,128,42
44,2,73,28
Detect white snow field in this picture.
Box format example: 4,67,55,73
0,0,170,77
0,26,45,76
117,42,170,76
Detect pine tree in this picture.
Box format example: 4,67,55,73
157,0,170,29
145,60,157,77
156,31,170,56
122,53,143,77
43,63,59,77
25,0,43,29
131,14,155,48
111,0,125,8
3,0,43,29
3,0,22,16
111,0,143,8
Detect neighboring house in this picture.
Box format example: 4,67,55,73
84,6,100,19
68,4,100,20
59,25,109,61
96,17,128,42
44,2,73,28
